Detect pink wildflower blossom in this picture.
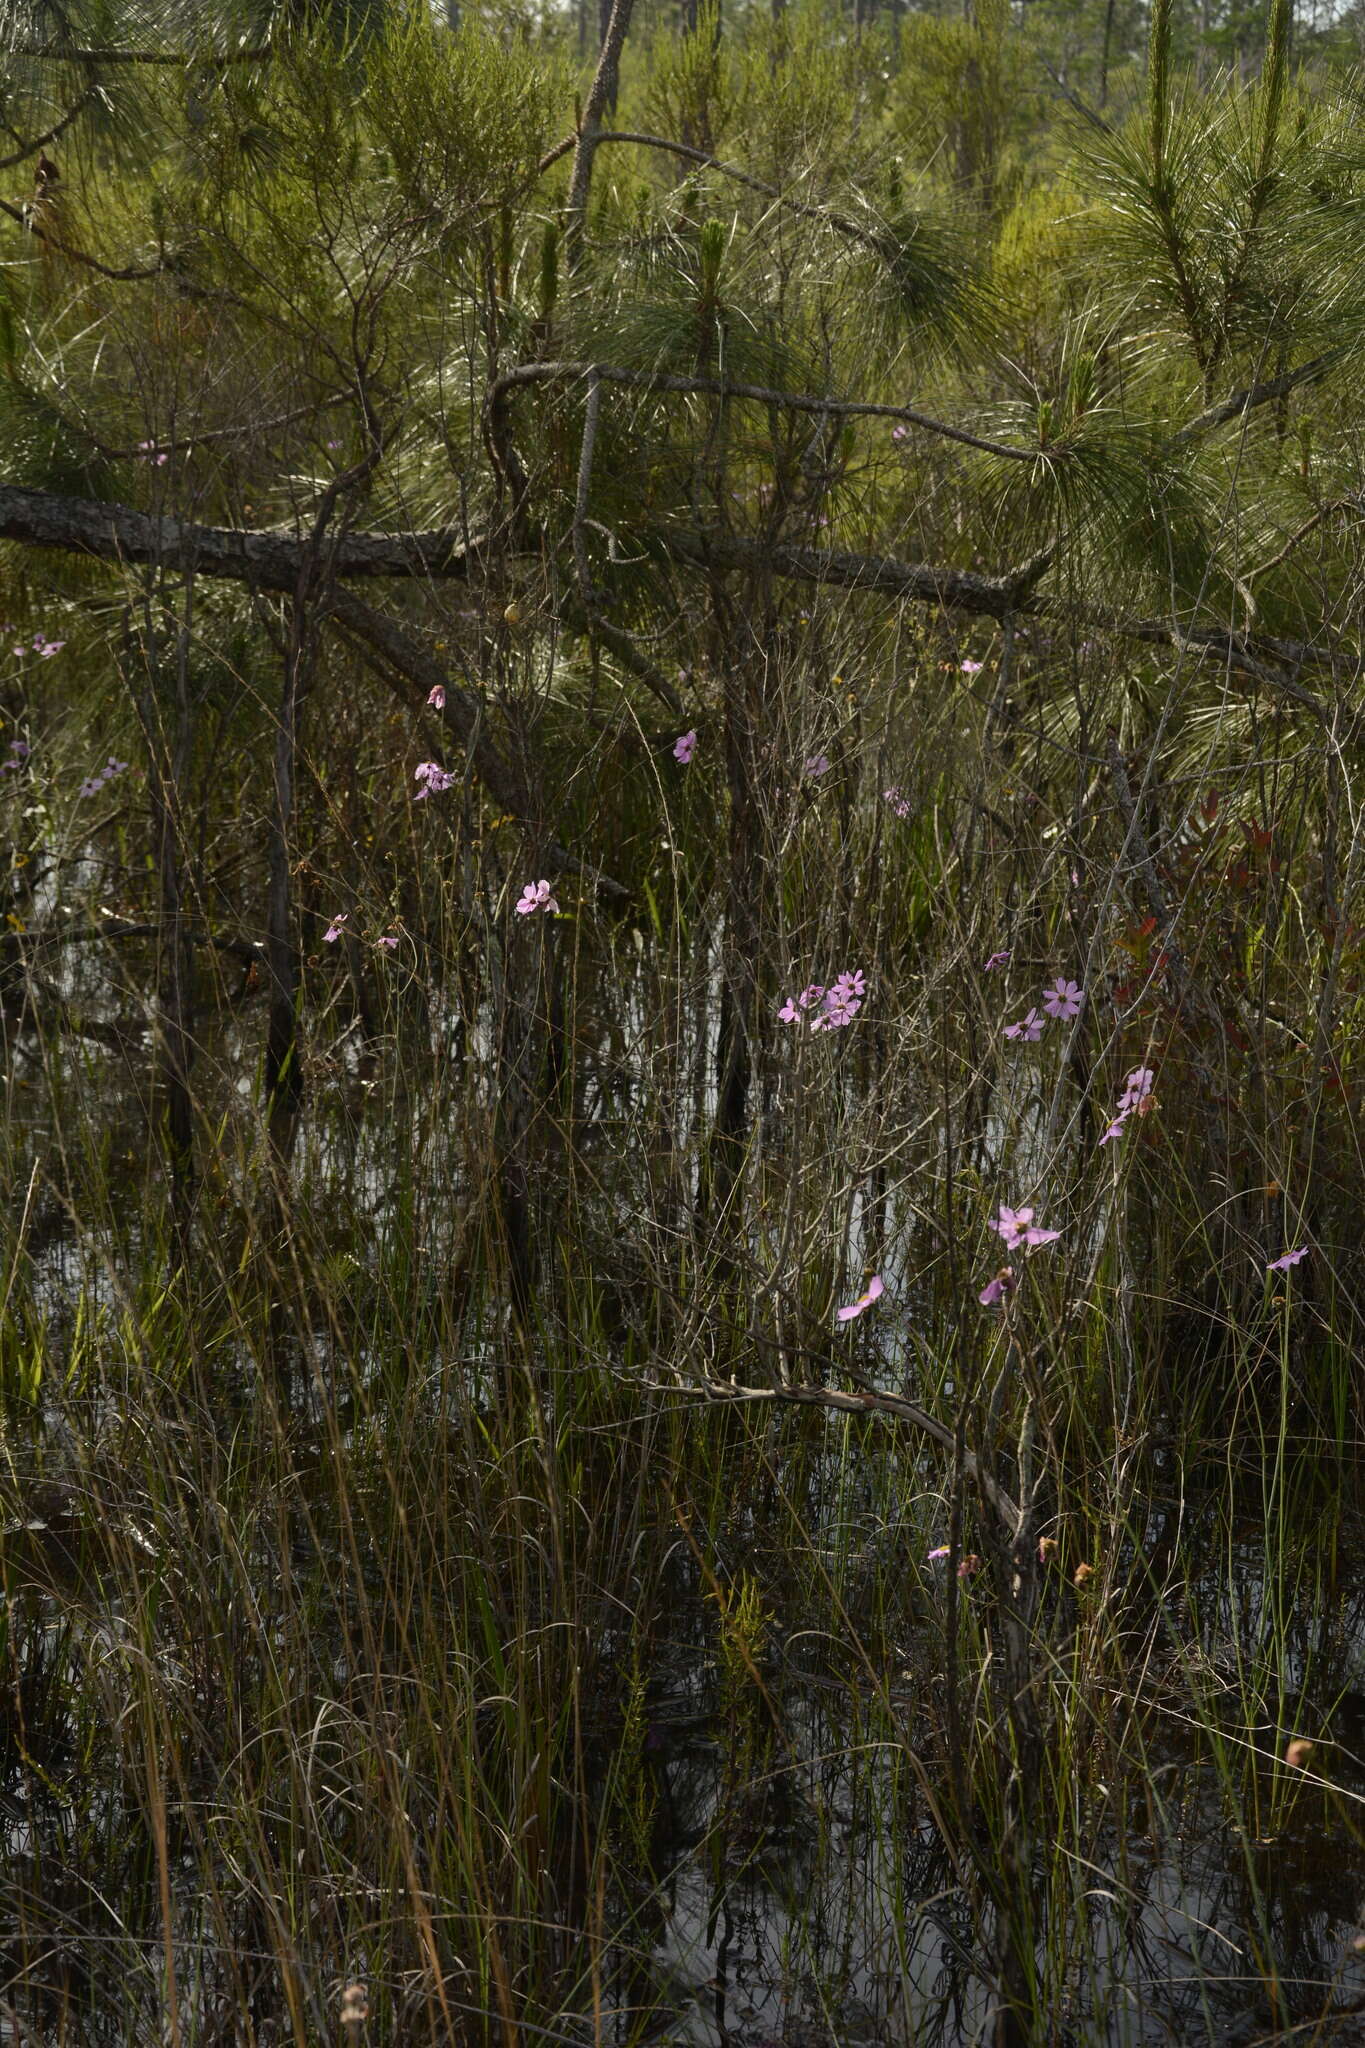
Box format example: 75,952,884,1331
673,730,697,764
1119,1066,1155,1110
1004,1008,1045,1042
413,761,455,799
836,1274,885,1323
427,684,446,710
978,1268,1016,1307
1267,1246,1308,1273
1042,977,1084,1021
515,879,559,916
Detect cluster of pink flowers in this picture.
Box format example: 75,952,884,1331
1098,1066,1156,1147
1,737,30,774
515,879,558,916
1004,976,1084,1040
413,760,455,800
927,1545,981,1578
978,1202,1063,1307
883,786,911,818
778,968,866,1031
11,632,64,661
322,913,401,950
78,755,129,800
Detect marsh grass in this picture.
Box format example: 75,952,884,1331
3,590,1365,2048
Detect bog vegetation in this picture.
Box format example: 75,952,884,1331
3,0,1365,2039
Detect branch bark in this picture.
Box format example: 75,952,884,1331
492,358,1041,462
564,0,637,270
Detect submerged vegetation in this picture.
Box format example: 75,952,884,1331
4,0,1365,2039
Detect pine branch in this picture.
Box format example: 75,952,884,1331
0,89,99,171
540,128,908,261
0,483,1345,705
9,43,272,64
564,0,637,272
491,359,1040,462
667,529,1052,619
0,481,477,582
1175,351,1344,442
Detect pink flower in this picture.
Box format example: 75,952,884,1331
673,730,697,764
1119,1066,1154,1110
804,754,831,777
926,1544,951,1562
1004,1008,1045,1042
883,786,911,818
413,760,455,800
814,988,861,1030
777,998,801,1023
515,879,559,916
376,933,399,950
1267,1246,1308,1272
797,984,826,1009
1042,977,1084,1021
990,1204,1062,1256
990,1205,1034,1247
961,659,983,675
1098,1115,1130,1147
427,684,446,711
891,424,909,442
323,914,347,943
836,1274,885,1322
984,950,1011,971
978,1268,1015,1307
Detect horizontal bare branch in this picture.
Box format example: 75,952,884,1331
0,483,1347,707
678,1372,1020,1525
1176,350,1345,442
667,529,1053,620
0,482,474,584
491,359,1041,463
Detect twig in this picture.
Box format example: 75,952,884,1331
678,1371,1020,1526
